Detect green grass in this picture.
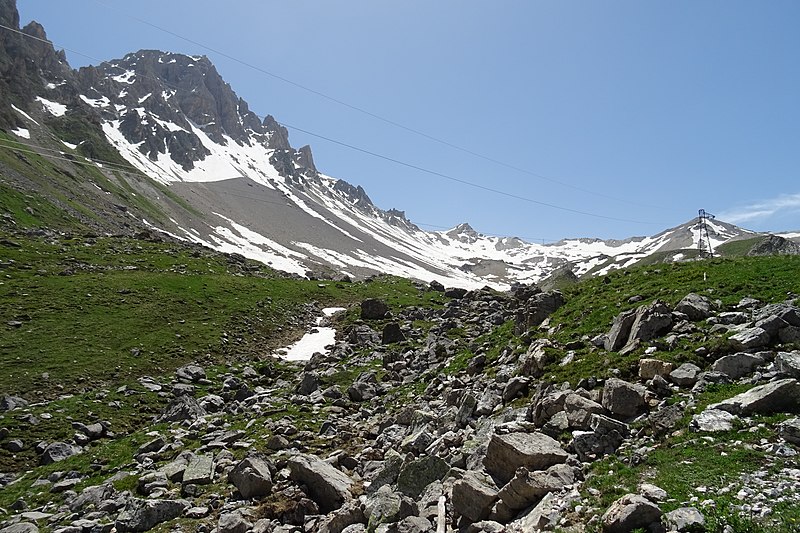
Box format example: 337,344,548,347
716,237,765,257
536,255,800,385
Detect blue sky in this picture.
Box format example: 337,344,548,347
16,1,800,240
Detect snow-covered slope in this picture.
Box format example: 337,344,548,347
7,45,760,289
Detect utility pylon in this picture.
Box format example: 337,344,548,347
698,209,715,257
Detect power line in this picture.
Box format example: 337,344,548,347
85,0,669,211
0,23,668,227
277,122,664,225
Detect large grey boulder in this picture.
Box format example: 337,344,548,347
601,378,647,419
175,364,206,383
229,455,273,499
0,524,38,533
754,303,800,326
157,395,206,423
217,510,252,533
287,453,354,513
604,310,637,352
115,498,188,532
361,299,389,320
669,363,702,387
675,293,714,321
601,493,662,533
516,290,565,331
365,485,416,531
779,417,800,445
497,463,576,511
664,506,706,532
729,327,771,351
182,454,214,485
711,352,764,379
691,409,738,432
628,300,674,344
483,432,568,485
710,378,800,415
451,471,498,522
776,351,800,379
572,414,628,462
40,442,79,465
396,455,450,499
564,393,606,429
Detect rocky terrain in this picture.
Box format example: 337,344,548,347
1,236,799,532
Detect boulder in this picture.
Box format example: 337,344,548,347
157,395,206,423
664,507,706,532
182,454,214,485
516,290,565,331
709,378,800,415
675,293,713,321
710,352,764,379
754,303,800,327
691,409,738,432
40,442,79,465
361,299,389,320
396,455,450,499
287,453,354,513
628,300,674,344
483,432,568,486
502,376,530,403
564,393,605,429
604,310,637,352
779,417,800,445
776,351,800,379
445,287,468,299
218,510,252,533
669,363,702,387
0,524,38,533
601,378,647,419
296,372,320,395
572,414,628,462
115,498,188,532
451,471,498,522
365,485,416,531
639,359,674,381
497,463,575,511
175,364,206,383
382,322,406,344
366,449,403,494
229,456,273,499
729,327,771,351
601,493,662,533
0,395,29,411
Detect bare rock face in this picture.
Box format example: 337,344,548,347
286,453,354,513
483,432,568,486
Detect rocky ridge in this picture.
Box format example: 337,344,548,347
2,278,799,532
3,0,797,290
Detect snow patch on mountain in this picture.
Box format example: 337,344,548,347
35,96,67,117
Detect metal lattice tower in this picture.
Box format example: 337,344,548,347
698,209,715,257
